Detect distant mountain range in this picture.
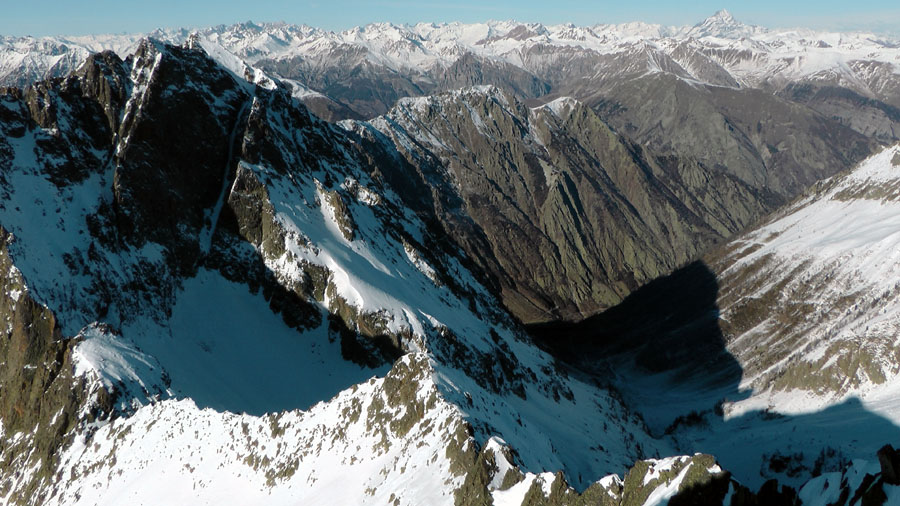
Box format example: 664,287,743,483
2,11,900,506
4,11,900,116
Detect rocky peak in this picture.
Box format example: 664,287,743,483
710,9,735,23
113,38,251,270
72,50,130,136
687,9,764,39
394,84,515,117
535,96,582,122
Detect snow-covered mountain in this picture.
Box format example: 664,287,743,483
3,11,899,114
4,14,900,506
0,37,680,506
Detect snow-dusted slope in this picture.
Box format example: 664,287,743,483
0,38,674,505
561,144,900,490
719,145,900,413
46,356,473,505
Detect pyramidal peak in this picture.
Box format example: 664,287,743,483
698,8,739,26
710,9,735,22
688,8,764,38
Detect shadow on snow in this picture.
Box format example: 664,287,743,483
530,260,900,489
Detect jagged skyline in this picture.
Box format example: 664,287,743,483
3,5,900,503
3,1,899,38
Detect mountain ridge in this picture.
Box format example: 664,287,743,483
0,38,669,504
7,15,886,326
2,18,900,506
3,12,899,109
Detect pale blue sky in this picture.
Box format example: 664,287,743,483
2,0,898,37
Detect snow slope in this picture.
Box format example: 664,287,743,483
0,38,668,504
723,145,900,413
49,355,469,505
593,145,900,490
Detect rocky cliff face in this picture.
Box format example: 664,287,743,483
360,80,877,323
582,72,878,199
777,82,900,143
0,229,107,501
3,17,895,326
362,89,781,323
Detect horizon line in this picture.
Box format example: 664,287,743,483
3,9,899,40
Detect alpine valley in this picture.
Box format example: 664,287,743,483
1,10,900,506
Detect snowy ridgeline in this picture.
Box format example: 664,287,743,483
0,39,665,505
2,11,899,93
34,356,471,505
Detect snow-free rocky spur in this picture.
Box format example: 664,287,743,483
1,12,900,506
